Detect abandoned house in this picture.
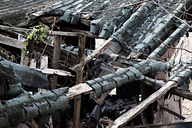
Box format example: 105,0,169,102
0,0,192,128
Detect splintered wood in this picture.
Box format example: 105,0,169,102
67,83,93,100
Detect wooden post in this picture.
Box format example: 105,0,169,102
28,39,35,53
52,35,61,89
73,34,86,128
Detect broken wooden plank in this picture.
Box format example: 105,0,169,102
71,37,114,72
66,83,93,100
34,68,74,77
170,88,192,101
0,35,26,49
29,59,37,68
109,81,177,128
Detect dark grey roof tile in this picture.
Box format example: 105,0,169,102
149,23,189,59
128,67,143,78
100,79,116,92
91,82,103,97
112,74,129,87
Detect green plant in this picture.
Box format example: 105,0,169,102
25,25,49,46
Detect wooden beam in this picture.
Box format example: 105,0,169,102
109,81,177,128
63,27,99,38
0,25,31,35
73,34,86,128
53,36,61,69
0,25,91,37
34,68,74,77
143,76,192,101
0,35,26,49
71,37,114,72
51,31,79,37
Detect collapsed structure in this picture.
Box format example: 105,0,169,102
0,0,192,127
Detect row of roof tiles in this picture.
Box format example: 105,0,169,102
30,0,192,57
0,87,69,128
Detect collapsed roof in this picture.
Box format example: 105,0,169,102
0,0,192,127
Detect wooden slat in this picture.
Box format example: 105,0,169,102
0,35,26,49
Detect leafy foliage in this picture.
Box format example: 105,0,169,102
25,25,49,46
